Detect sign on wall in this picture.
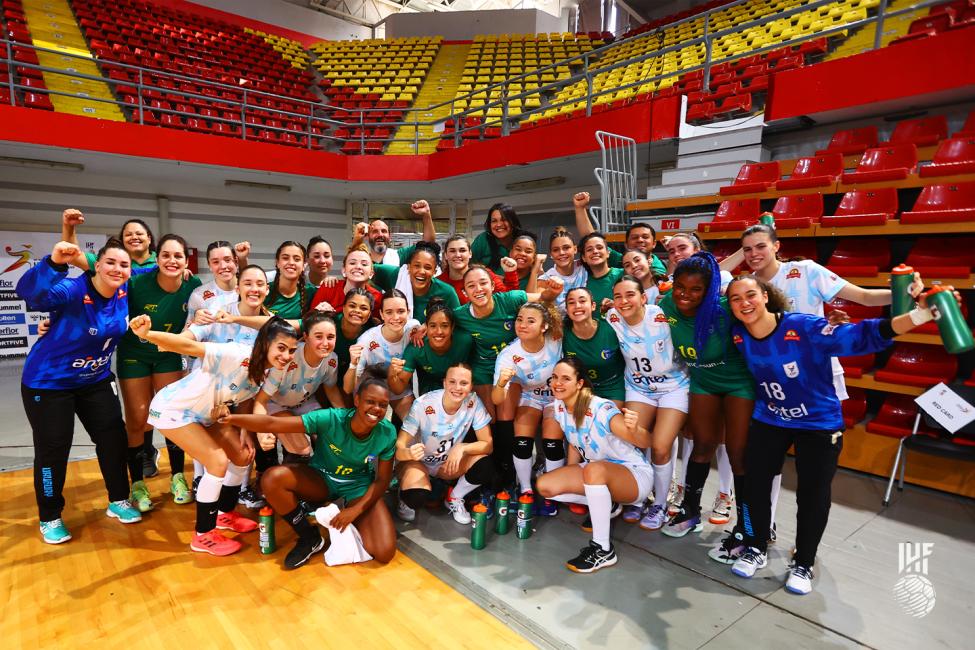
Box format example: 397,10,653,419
0,231,107,358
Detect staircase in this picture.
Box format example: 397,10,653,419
22,0,125,121
387,44,470,155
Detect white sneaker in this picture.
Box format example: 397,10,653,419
667,482,683,517
786,564,814,595
732,547,768,578
638,503,668,531
445,492,471,525
397,499,416,523
709,491,733,525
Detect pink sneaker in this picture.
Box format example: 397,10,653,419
190,530,242,556
568,503,588,515
216,511,258,533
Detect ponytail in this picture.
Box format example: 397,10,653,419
558,356,594,429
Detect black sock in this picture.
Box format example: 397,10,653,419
683,460,711,515
733,474,747,530
217,483,241,513
195,498,219,533
491,420,515,488
143,429,154,453
400,488,431,510
126,445,144,483
165,438,185,475
283,504,318,541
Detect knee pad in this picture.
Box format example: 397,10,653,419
400,488,431,510
464,456,496,486
513,436,534,459
542,439,565,462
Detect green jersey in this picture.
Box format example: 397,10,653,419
85,250,156,270
371,263,461,320
334,313,367,378
470,231,508,274
586,267,625,313
264,282,316,320
303,408,397,499
658,294,754,398
562,319,626,401
453,290,527,384
402,330,474,395
118,270,201,359
608,248,667,276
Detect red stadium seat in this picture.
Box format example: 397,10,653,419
840,144,917,184
696,199,760,232
839,353,876,379
884,115,949,147
771,193,824,228
686,101,715,123
821,188,898,227
867,395,940,439
901,182,975,224
875,343,958,388
776,153,843,190
719,161,780,195
956,111,975,137
903,236,975,277
825,237,890,276
712,93,752,118
918,137,975,178
842,387,868,427
776,238,818,262
816,126,878,156
24,92,54,110
825,297,883,323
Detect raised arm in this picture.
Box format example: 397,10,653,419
387,356,413,397
218,412,309,435
15,244,81,311
573,192,595,238
60,209,92,271
129,314,206,357
411,200,437,244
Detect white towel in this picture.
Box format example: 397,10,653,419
393,265,415,317
314,504,373,566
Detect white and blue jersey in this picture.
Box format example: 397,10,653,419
553,396,647,466
732,312,893,431
606,304,689,396
493,337,562,410
402,390,492,471
17,257,150,390
263,342,338,409
539,262,588,311
187,303,258,370
148,342,262,428
185,280,238,328
355,320,419,400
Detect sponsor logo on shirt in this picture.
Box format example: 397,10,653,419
600,349,615,359
83,294,93,305
71,354,111,371
784,329,801,341
149,409,161,418
117,289,126,298
503,320,514,331
88,328,98,336
609,314,620,323
328,358,337,368
203,290,215,300
288,361,298,371
783,361,799,378
425,406,436,415
654,313,667,323
240,359,249,368
786,269,802,280
144,303,158,313
369,341,380,351
586,408,593,417
733,334,743,344
329,443,342,454
513,355,524,363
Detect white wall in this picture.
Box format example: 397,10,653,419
386,9,566,40
188,0,370,41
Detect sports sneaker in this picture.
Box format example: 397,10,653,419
397,499,416,523
610,502,622,519
580,515,593,532
708,529,746,564
143,446,159,479
768,523,777,545
130,480,152,512
566,540,618,574
568,503,588,515
534,497,558,517
667,483,684,517
192,475,201,496
732,547,768,578
638,503,668,531
238,484,265,509
621,503,645,524
190,530,242,556
40,518,72,544
709,491,733,525
106,500,142,523
444,489,471,525
171,472,194,505
785,564,815,595
284,535,326,569
216,511,258,533
662,508,702,538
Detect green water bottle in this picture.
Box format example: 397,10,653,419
471,503,488,550
926,286,975,354
516,494,534,540
890,264,915,317
759,212,775,228
259,506,276,554
495,491,511,535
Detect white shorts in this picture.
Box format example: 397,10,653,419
625,384,689,413
519,390,555,414
580,460,653,504
422,459,445,476
266,398,321,416
147,408,201,430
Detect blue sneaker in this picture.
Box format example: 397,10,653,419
534,497,558,517
40,518,72,544
106,500,143,523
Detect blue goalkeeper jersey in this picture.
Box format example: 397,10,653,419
17,257,147,390
732,312,893,430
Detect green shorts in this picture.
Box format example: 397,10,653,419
690,369,756,400
316,468,370,501
472,360,496,387
593,380,626,403
116,348,184,379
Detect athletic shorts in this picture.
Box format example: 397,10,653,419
421,458,445,476
580,460,653,504
147,407,204,430
519,390,554,413
593,381,626,403
625,383,689,413
267,398,321,416
690,371,755,400
473,363,496,387
315,469,370,501
117,349,183,379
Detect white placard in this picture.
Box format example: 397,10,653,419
914,383,975,435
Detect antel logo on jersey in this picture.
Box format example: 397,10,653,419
786,269,802,280
425,406,436,415
733,334,743,344
203,290,215,300
368,341,380,351
654,313,667,323
784,329,801,341
609,314,620,323
72,354,111,371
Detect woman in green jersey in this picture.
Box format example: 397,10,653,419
331,288,377,399
509,232,545,292
658,253,755,551
62,208,158,270
220,365,398,570
371,240,460,321
265,241,316,320
470,203,522,273
580,232,625,314
561,287,626,406
388,297,473,397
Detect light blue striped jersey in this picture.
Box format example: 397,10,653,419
553,396,648,466
605,304,689,393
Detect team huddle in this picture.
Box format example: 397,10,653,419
19,194,955,594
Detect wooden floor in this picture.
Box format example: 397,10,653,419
0,459,531,649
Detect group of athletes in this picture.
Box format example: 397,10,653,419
19,193,956,595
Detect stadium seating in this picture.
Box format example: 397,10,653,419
840,144,917,184
901,182,975,224
821,188,899,226
867,394,940,439
875,343,959,387
883,115,948,147
771,193,824,228
918,137,975,177
825,237,890,276
775,153,843,190
697,198,760,232
903,236,975,277
825,297,883,322
839,353,876,378
956,110,975,137
816,126,879,156
719,161,780,195
776,237,818,262
842,387,868,427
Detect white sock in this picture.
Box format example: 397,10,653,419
513,456,534,494
193,459,204,480
716,444,734,496
544,458,565,473
652,460,673,505
583,483,612,551
452,476,478,500
671,437,679,480
770,473,782,524
197,471,224,503
551,492,587,504
223,462,248,487
679,437,693,485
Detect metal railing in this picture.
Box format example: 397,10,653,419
0,0,945,154
592,131,637,233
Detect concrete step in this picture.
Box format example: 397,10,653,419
678,125,765,156
662,161,744,185
676,144,769,169
646,179,733,201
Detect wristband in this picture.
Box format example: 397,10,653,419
908,306,934,326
